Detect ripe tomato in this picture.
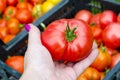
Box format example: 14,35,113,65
107,47,118,56
74,10,92,24
100,72,105,80
0,27,8,39
3,6,17,20
102,23,120,49
29,0,44,5
41,19,93,62
7,18,20,35
110,53,120,69
3,34,15,43
6,0,18,6
117,13,120,23
90,24,102,45
100,10,117,29
91,46,112,71
0,19,7,28
90,13,101,26
77,67,100,80
16,9,33,24
47,0,61,5
0,0,6,13
5,56,24,73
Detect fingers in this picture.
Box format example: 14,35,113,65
73,42,99,76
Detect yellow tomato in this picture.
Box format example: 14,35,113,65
47,0,61,5
42,1,55,14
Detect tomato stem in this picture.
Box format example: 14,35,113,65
66,23,77,42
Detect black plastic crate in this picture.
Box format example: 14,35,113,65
0,60,21,80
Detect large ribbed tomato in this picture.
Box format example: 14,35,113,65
41,19,93,62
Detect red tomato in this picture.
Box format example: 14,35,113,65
107,47,118,56
6,0,18,6
110,53,120,69
100,10,117,29
90,13,101,26
16,9,33,23
0,19,7,28
3,6,17,20
90,24,102,45
7,18,20,35
0,0,6,13
74,10,92,24
102,23,120,49
5,56,24,73
117,13,120,23
41,19,93,62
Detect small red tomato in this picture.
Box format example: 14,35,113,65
3,6,17,20
90,13,101,26
74,10,92,24
110,53,120,69
7,18,20,35
0,0,6,13
90,24,102,45
16,9,33,23
100,10,117,29
107,47,118,56
6,0,18,6
0,19,7,28
102,23,120,49
117,13,120,23
42,19,93,62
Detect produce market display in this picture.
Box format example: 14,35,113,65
0,0,120,80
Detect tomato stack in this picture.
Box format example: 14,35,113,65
0,0,61,44
76,10,120,80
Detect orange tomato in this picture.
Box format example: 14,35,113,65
0,19,7,28
3,34,15,43
3,6,17,20
91,46,112,71
0,27,8,39
7,18,20,35
5,56,24,73
100,72,105,80
77,67,100,80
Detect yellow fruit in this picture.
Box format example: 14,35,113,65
47,0,61,5
42,1,55,14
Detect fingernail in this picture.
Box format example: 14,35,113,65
25,24,30,32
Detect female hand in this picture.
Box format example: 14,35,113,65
20,24,99,80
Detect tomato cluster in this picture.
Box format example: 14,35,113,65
76,9,120,80
0,0,61,44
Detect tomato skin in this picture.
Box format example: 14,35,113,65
117,13,120,23
90,13,101,26
91,47,112,71
90,24,102,45
0,19,7,28
7,18,20,35
29,0,44,5
3,6,17,20
110,53,120,69
7,0,18,6
0,0,6,13
74,10,92,24
16,9,33,24
3,34,15,43
77,67,100,80
41,19,93,62
5,56,24,73
0,27,8,39
100,10,117,29
102,23,120,49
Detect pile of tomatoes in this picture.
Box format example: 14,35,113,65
0,0,61,44
75,10,120,80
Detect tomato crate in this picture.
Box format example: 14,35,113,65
0,60,21,80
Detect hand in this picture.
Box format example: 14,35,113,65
20,24,99,80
